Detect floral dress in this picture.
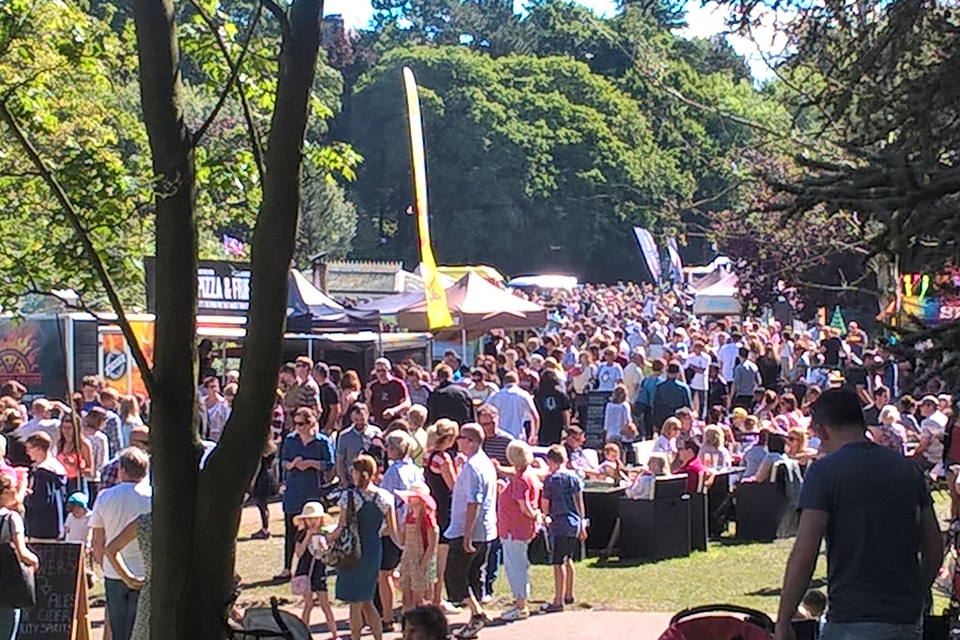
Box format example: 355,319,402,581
398,512,437,593
131,513,151,640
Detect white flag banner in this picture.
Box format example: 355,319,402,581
633,227,661,283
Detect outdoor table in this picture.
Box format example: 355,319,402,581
583,482,625,552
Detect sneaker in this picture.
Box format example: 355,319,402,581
540,602,564,614
500,607,529,621
481,594,494,604
454,615,487,639
441,601,462,614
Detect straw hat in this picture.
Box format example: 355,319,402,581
293,502,328,526
395,482,437,512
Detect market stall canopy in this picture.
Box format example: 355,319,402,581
507,274,579,290
692,272,742,316
287,270,380,331
359,271,547,333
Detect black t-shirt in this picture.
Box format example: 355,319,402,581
535,385,571,445
318,380,340,427
822,337,843,367
798,442,931,624
707,378,729,410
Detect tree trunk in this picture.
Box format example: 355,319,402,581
129,0,203,638
126,0,325,636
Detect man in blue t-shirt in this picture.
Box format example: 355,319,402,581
773,388,942,640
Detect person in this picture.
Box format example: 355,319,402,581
292,502,339,639
314,362,342,434
101,426,149,491
911,395,947,472
730,348,761,410
652,362,693,432
785,428,817,468
276,407,334,581
796,589,827,624
861,385,890,427
443,423,497,639
467,369,498,405
699,424,732,469
637,358,665,439
595,346,624,392
405,367,432,408
748,432,788,483
676,440,706,493
379,431,424,631
65,490,92,544
869,405,907,454
336,403,385,486
685,341,711,418
17,398,64,453
570,351,597,422
598,442,629,484
477,404,513,467
487,372,540,443
367,358,410,428
562,426,599,477
23,432,67,541
57,417,93,495
0,472,39,640
339,370,363,429
200,376,230,442
97,388,124,454
534,369,571,446
118,396,143,450
401,605,449,640
772,388,942,640
91,448,152,640
80,375,101,413
741,428,771,478
497,440,541,622
423,419,459,610
717,332,741,382
651,417,681,467
625,453,669,500
395,482,439,611
427,365,475,426
82,407,110,505
334,455,398,640
250,432,279,540
603,385,634,454
540,445,586,613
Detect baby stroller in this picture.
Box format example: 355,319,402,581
658,605,774,640
230,598,312,640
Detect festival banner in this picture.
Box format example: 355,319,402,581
632,227,661,283
101,320,154,398
666,237,684,284
402,67,453,330
0,318,68,399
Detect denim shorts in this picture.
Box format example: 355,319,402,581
820,621,922,640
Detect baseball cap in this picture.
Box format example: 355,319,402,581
67,492,89,509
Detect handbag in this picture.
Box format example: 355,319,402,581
0,514,35,608
320,490,361,570
527,528,551,565
290,556,315,596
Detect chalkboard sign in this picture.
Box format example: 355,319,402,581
582,390,611,447
20,542,89,640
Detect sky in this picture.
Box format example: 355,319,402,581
322,0,777,79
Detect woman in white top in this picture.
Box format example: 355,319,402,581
626,453,670,500
467,369,499,404
603,385,633,443
698,424,732,469
652,417,681,466
0,472,39,640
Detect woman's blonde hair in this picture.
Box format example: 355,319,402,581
120,395,140,422
662,417,682,436
879,404,901,426
426,419,459,451
612,384,628,404
647,453,669,476
386,430,415,458
506,440,533,469
703,424,724,449
353,454,377,489
788,427,808,450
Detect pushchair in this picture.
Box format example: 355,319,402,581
230,598,312,640
658,604,774,640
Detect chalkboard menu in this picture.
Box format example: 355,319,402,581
582,390,612,448
20,542,88,640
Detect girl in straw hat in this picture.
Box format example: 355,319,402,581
293,502,339,639
395,482,439,611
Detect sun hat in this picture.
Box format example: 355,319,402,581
921,395,939,406
67,492,89,509
394,482,437,512
293,501,327,526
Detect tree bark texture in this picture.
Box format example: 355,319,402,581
129,0,325,636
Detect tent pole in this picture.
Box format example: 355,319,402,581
462,328,467,365
308,337,313,362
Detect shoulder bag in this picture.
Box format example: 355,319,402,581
320,490,361,570
0,513,35,608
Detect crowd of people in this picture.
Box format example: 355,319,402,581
0,282,952,640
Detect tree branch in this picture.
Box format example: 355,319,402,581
260,0,292,42
189,1,262,146
0,100,156,395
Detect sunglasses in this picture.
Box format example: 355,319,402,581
293,420,307,427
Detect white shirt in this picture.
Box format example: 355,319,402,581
596,362,624,392
717,343,740,381
17,418,61,453
685,353,711,391
64,512,91,545
488,384,537,440
622,363,644,402
89,480,152,580
921,410,949,464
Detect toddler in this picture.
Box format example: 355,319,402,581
292,502,339,640
396,482,438,611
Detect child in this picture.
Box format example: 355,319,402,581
598,443,629,485
603,385,635,459
540,445,586,613
250,435,279,540
292,502,339,640
395,482,438,611
625,453,670,500
797,588,826,624
64,492,93,585
401,604,449,640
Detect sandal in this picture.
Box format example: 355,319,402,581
382,619,396,632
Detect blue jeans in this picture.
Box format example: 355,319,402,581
820,621,922,640
482,538,502,598
0,607,20,640
105,578,140,640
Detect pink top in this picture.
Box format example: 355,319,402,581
497,468,541,541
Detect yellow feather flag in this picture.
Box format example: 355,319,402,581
402,67,453,330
